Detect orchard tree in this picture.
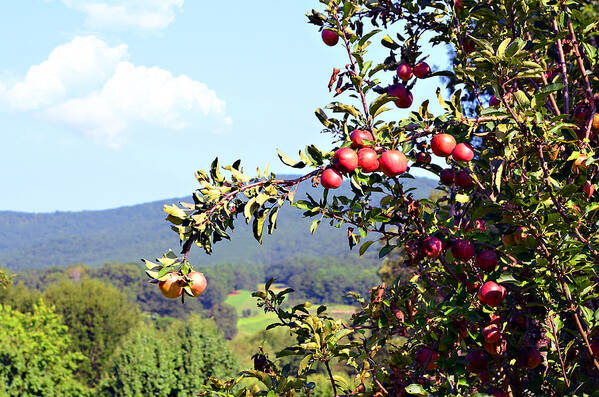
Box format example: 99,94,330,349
145,0,599,395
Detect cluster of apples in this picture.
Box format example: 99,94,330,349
387,61,431,109
320,129,408,189
428,133,476,189
158,271,207,299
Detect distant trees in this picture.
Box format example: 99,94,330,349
42,278,141,385
0,302,90,397
99,316,237,397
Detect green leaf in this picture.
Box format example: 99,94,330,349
381,34,400,50
359,241,375,256
277,149,306,169
496,38,511,58
405,383,428,396
298,354,312,375
315,108,331,127
252,210,267,243
379,245,395,258
310,219,321,234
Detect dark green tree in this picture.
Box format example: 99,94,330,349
42,278,141,386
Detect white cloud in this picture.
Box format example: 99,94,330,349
0,36,232,148
60,0,184,31
1,36,128,110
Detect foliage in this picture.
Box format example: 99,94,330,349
208,302,240,340
0,302,90,397
147,0,599,395
42,278,142,386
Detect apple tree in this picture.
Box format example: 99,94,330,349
144,0,599,395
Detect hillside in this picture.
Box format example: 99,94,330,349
0,176,438,270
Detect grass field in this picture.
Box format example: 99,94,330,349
226,285,358,338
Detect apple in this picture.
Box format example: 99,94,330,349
416,152,431,164
333,147,359,173
574,104,590,122
187,271,207,297
488,389,507,397
413,62,430,78
350,129,374,147
431,134,456,157
454,0,463,9
321,168,343,189
590,340,599,358
478,281,507,307
509,312,527,330
593,113,599,131
388,84,413,108
475,250,498,272
415,347,439,370
159,272,183,299
440,168,456,185
455,170,474,189
452,239,475,261
463,38,475,54
422,236,443,258
322,29,339,46
357,148,379,173
465,350,488,373
519,347,543,369
396,62,413,81
379,150,408,177
501,233,514,247
489,95,501,107
482,322,501,344
452,143,474,162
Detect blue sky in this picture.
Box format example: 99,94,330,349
0,1,448,212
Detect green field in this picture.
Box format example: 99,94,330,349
226,286,358,338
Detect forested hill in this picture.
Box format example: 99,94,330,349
0,176,437,270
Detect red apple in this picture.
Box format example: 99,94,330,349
187,271,207,297
484,340,506,356
415,347,439,370
482,323,501,344
159,272,183,299
465,350,488,373
413,62,430,78
422,236,443,258
388,84,413,108
321,168,343,189
440,169,456,185
431,134,456,157
573,103,590,122
489,95,501,107
584,181,595,198
357,148,379,173
475,250,498,272
519,347,543,369
452,143,474,162
454,0,463,9
478,281,507,307
379,150,408,177
350,129,374,147
590,340,599,358
333,147,358,173
396,62,413,81
415,152,431,164
488,389,507,397
463,38,475,54
452,239,475,261
322,29,339,46
455,170,474,189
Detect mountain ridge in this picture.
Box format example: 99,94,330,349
0,176,438,270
